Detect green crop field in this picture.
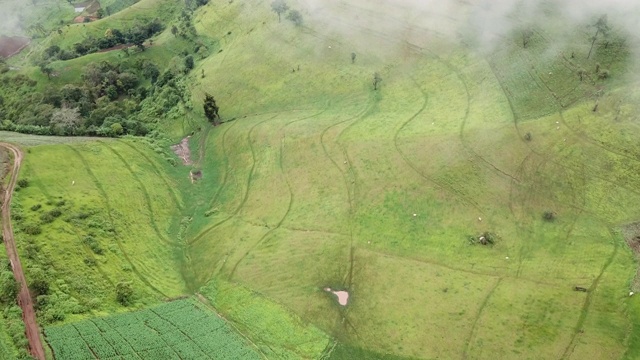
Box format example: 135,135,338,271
2,0,640,359
45,298,260,359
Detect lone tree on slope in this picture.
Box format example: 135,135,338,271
203,93,220,125
287,9,303,26
522,28,533,48
373,72,382,90
271,0,289,22
587,15,610,59
39,62,53,80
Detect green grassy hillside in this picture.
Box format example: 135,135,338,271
3,0,640,359
11,139,187,321
181,0,640,358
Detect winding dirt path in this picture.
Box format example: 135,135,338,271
0,143,45,360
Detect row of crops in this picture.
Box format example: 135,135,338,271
45,299,262,360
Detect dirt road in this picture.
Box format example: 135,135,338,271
0,143,46,360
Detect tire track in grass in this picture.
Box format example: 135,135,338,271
409,42,522,184
462,277,502,359
201,109,318,220
196,124,211,168
489,57,640,201
188,115,278,247
225,106,330,280
206,119,239,211
560,227,620,360
66,145,168,298
393,77,484,212
334,98,380,289
521,52,640,165
100,141,179,248
119,140,183,210
487,56,624,355
485,58,592,280
365,248,558,287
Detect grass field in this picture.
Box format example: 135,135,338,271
3,0,640,358
182,0,640,358
45,298,260,359
11,139,188,322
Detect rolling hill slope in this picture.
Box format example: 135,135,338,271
3,0,640,358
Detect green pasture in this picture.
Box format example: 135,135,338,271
3,0,640,358
11,139,187,321
182,0,640,358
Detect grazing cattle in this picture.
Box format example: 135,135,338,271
574,286,588,292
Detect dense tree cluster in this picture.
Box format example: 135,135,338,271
42,19,164,62
0,56,188,136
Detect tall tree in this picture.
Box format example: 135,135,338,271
287,10,303,26
522,28,533,48
39,63,53,80
587,15,610,59
271,0,289,22
373,72,382,90
51,107,82,132
203,93,220,125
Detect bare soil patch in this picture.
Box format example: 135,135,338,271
73,15,99,23
324,287,349,306
0,36,30,58
98,43,132,52
172,136,193,165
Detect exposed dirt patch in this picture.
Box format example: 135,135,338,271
622,223,640,291
73,15,99,23
0,35,31,59
98,43,132,52
324,287,349,306
171,136,192,165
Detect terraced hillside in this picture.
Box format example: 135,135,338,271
2,0,640,359
184,1,640,359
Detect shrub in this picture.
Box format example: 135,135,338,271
22,224,41,235
116,281,133,306
82,236,104,255
49,208,62,218
543,211,556,222
30,204,42,211
0,271,18,305
17,179,28,188
40,213,55,224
